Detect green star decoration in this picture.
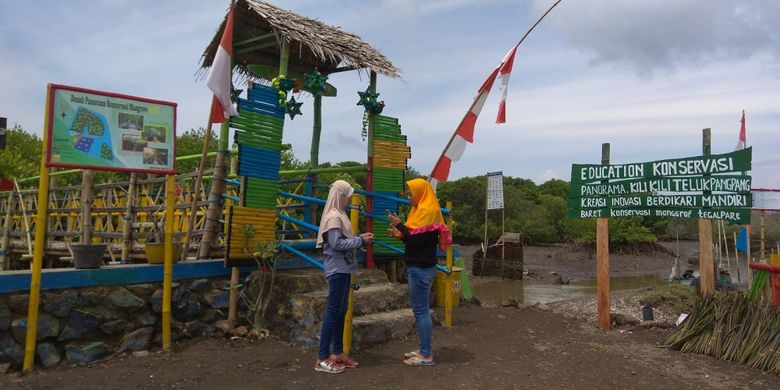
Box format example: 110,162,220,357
285,96,303,120
357,88,384,114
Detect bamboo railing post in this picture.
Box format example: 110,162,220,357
699,129,715,296
596,143,611,331
343,194,361,354
121,173,138,262
23,85,53,373
445,200,454,328
760,210,766,261
1,188,15,270
81,170,93,244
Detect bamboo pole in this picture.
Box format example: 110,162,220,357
81,170,93,244
699,129,715,296
596,143,610,331
365,70,376,269
121,173,137,263
734,232,742,284
23,84,53,373
760,211,766,261
162,174,175,350
227,176,245,330
445,200,454,328
481,173,489,276
1,188,15,270
182,107,215,262
343,194,360,354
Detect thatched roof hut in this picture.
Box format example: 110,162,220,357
199,0,401,80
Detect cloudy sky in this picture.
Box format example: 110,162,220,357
1,0,779,187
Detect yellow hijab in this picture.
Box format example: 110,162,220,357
405,178,445,229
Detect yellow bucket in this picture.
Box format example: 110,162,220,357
433,266,462,308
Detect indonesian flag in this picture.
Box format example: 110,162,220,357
735,110,746,150
207,1,239,124
428,44,519,190
495,45,518,124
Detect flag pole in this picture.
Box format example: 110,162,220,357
427,0,563,185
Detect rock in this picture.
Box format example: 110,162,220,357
131,350,150,358
189,279,211,292
150,289,163,313
214,320,231,334
6,294,29,314
174,298,201,322
107,288,145,311
126,284,156,299
0,299,10,331
203,290,230,309
57,308,102,342
153,328,183,346
11,313,59,344
0,333,24,367
74,306,116,322
229,326,249,338
151,286,189,314
501,298,519,307
533,303,550,312
0,362,9,374
78,287,111,306
133,311,158,328
184,321,216,338
211,280,231,291
43,290,79,318
118,327,154,352
611,313,640,327
201,309,225,324
36,342,61,367
100,319,130,336
65,342,111,366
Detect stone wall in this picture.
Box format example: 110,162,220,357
0,277,246,372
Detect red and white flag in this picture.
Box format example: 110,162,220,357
495,45,518,124
428,44,520,190
207,1,239,124
735,110,746,150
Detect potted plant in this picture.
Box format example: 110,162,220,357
144,214,182,264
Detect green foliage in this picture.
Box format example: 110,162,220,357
627,284,698,314
175,127,218,173
437,175,663,246
0,125,43,180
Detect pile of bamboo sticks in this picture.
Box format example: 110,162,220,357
663,292,780,374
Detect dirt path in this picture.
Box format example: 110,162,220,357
4,305,778,389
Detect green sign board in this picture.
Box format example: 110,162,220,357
46,84,177,174
571,147,751,185
568,149,752,223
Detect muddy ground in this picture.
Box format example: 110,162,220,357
3,241,776,389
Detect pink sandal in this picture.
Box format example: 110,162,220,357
314,358,345,374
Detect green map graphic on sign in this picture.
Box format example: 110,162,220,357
69,107,113,161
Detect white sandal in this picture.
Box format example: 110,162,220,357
314,358,345,374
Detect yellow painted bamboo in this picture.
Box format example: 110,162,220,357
162,174,175,350
445,201,453,328
23,85,53,373
343,194,360,355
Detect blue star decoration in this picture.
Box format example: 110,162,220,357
285,96,303,120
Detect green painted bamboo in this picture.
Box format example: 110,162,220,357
310,94,322,168
279,165,366,177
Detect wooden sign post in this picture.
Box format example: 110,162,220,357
596,143,610,330
699,129,715,296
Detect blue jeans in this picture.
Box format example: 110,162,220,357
318,273,351,360
407,265,436,357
